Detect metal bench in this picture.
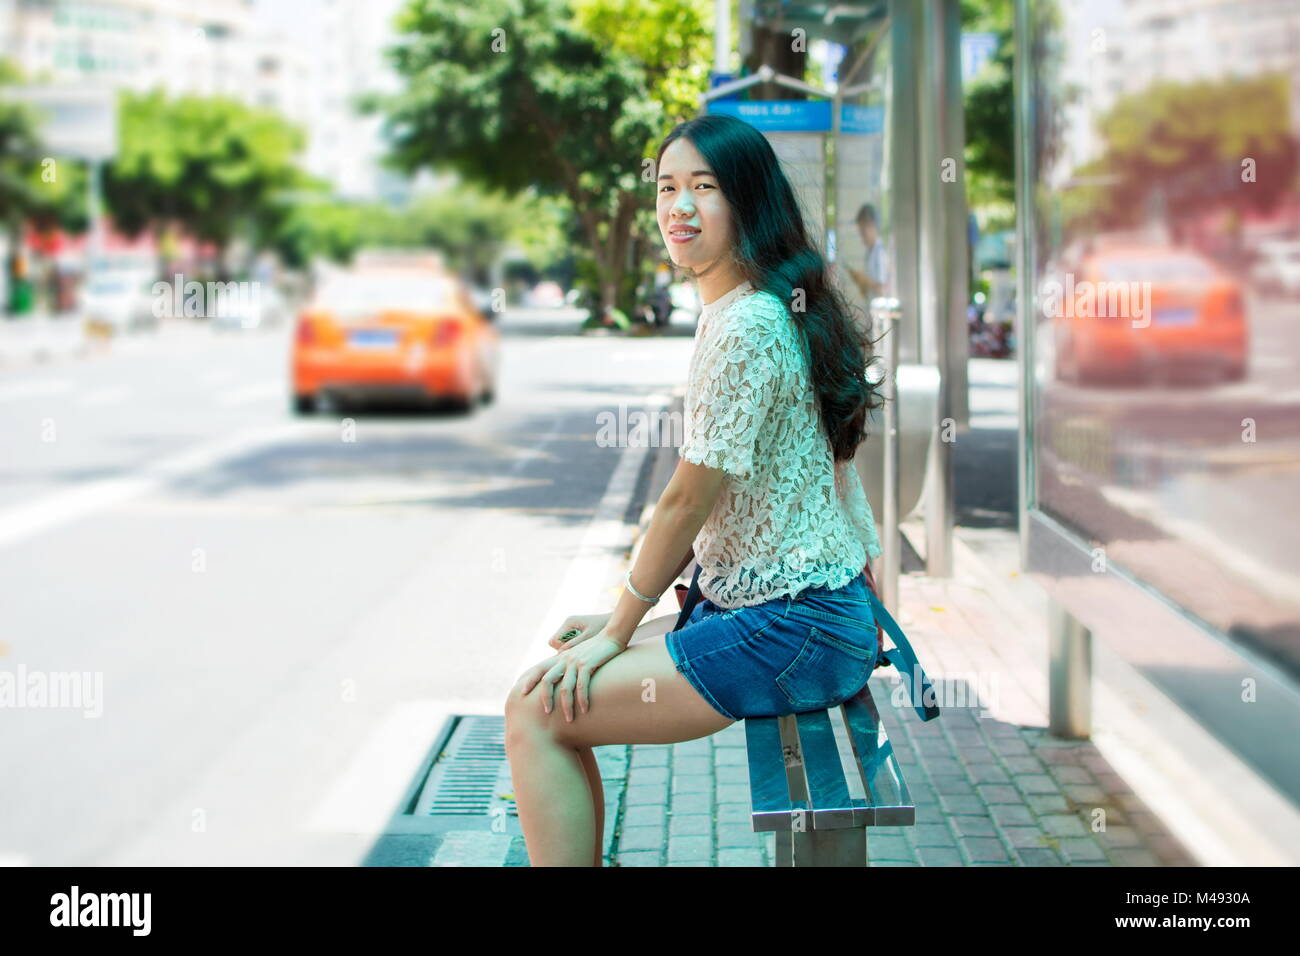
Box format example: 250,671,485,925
671,561,931,866
744,682,914,866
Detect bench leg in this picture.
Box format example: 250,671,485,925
787,828,867,866
775,830,793,867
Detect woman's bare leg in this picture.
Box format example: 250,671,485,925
576,746,604,866
571,615,674,866
503,722,593,866
504,621,734,867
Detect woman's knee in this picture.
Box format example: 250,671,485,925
503,681,558,747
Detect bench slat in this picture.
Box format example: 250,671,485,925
745,684,915,833
840,684,915,826
793,710,863,829
744,712,804,830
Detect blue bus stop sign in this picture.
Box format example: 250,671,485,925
708,99,883,134
708,72,741,101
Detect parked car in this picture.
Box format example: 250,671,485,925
1052,244,1247,385
467,285,496,316
291,266,499,414
526,281,565,308
210,283,289,332
1249,240,1300,297
79,270,157,334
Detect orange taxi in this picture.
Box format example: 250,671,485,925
1052,244,1247,385
291,266,500,413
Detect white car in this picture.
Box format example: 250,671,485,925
80,271,157,334
526,281,565,308
1251,240,1300,296
210,283,289,331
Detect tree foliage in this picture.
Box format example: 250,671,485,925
570,0,711,125
104,90,312,267
1067,74,1298,233
0,58,87,236
273,184,565,282
961,0,1014,217
374,0,706,311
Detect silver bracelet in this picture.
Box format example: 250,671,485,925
624,568,660,604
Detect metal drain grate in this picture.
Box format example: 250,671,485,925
410,715,518,818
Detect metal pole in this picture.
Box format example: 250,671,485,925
1013,0,1036,567
1048,598,1092,738
880,299,902,611
830,82,840,262
918,0,954,578
714,0,730,73
880,0,921,608
887,0,920,371
940,0,971,435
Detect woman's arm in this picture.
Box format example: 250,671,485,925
604,461,724,647
672,543,696,579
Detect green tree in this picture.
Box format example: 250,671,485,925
374,0,698,315
272,185,562,285
272,200,375,269
0,59,90,308
961,0,1014,221
0,59,43,232
570,0,712,125
104,90,312,278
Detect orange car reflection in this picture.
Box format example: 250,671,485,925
1053,245,1247,385
291,267,500,413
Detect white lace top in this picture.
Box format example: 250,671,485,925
679,278,883,609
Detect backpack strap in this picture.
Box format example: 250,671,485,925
866,588,941,721
671,564,703,633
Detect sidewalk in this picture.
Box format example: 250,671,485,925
605,399,1200,867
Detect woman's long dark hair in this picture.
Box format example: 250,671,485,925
655,113,885,461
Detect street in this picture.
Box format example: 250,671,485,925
3,305,1292,866
0,309,695,865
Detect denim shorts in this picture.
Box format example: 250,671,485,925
664,573,879,721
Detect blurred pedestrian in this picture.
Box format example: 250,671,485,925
846,202,890,300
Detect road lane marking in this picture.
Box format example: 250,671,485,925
0,421,313,549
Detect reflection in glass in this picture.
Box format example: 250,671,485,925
1027,0,1300,678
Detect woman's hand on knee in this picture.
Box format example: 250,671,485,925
548,612,612,651
523,637,626,723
